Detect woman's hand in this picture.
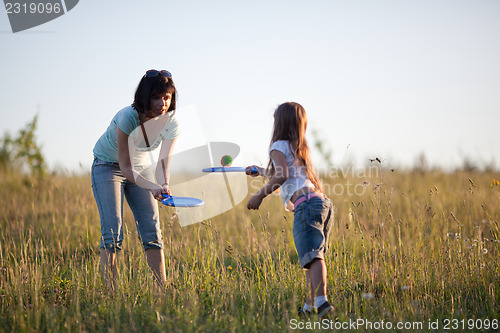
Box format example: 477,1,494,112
247,193,264,210
161,184,171,196
151,184,171,201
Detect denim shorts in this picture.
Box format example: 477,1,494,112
292,195,334,268
91,158,163,252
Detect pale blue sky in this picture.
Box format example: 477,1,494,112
1,0,499,172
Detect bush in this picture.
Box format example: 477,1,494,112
0,114,46,178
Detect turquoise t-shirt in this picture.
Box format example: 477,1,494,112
93,105,180,166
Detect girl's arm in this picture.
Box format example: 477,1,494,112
155,137,177,195
247,150,289,210
117,126,163,197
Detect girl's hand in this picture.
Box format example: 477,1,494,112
247,193,264,210
246,165,262,177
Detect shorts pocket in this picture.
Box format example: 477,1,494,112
305,198,329,229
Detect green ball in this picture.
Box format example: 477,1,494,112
221,155,233,167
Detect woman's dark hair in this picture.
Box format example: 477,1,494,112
132,74,177,114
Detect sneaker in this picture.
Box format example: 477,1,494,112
297,306,314,317
317,301,333,319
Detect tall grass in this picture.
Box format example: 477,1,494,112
0,167,499,332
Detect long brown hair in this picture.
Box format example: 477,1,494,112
267,102,323,191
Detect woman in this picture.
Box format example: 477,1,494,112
91,69,179,291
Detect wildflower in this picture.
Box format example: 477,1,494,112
362,292,374,299
482,248,488,254
227,266,233,270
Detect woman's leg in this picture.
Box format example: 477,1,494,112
92,160,126,292
100,249,121,292
145,248,167,287
125,170,166,287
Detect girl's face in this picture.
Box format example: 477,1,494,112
148,93,172,118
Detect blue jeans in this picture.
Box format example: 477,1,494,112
91,158,163,252
293,195,333,268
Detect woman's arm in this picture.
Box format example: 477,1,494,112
117,126,161,192
155,137,177,194
247,150,289,210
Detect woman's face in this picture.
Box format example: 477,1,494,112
148,93,172,118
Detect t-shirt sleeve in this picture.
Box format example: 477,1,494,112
269,140,291,168
270,140,289,156
115,108,138,135
159,112,181,141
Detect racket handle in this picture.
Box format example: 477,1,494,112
249,166,258,175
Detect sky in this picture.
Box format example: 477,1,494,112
1,0,499,173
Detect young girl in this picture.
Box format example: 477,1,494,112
92,69,179,291
246,102,334,319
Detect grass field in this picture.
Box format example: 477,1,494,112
0,166,499,332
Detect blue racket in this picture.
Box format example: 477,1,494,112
202,166,258,174
161,194,204,207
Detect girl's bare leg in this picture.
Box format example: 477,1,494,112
305,269,314,305
309,258,327,297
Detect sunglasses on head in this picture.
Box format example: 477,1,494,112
144,69,172,78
